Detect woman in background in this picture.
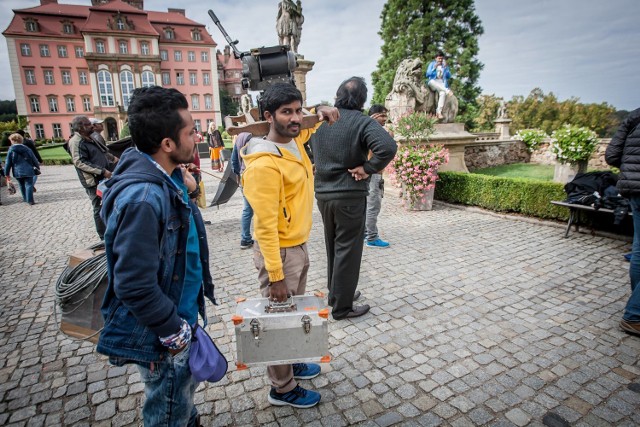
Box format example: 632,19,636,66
208,121,225,172
4,133,40,205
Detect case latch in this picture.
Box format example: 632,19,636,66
301,315,311,334
250,318,261,340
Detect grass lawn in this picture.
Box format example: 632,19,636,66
472,163,555,181
38,145,71,160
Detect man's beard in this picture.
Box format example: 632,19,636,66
274,120,301,139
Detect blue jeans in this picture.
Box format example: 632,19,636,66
240,191,254,243
16,177,34,203
136,342,199,427
624,197,640,322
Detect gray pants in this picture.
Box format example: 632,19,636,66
365,173,383,242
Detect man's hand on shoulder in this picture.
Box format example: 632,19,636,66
316,105,340,125
268,280,289,302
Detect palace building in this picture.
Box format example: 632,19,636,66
2,0,223,141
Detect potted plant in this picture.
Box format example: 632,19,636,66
386,111,449,210
549,124,598,183
514,128,548,153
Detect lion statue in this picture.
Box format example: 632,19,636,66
385,58,458,123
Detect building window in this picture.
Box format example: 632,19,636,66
43,69,54,85
176,72,184,85
174,51,182,61
52,123,63,138
97,70,115,106
39,44,50,57
201,51,208,62
194,119,201,132
190,72,197,85
164,28,174,39
140,42,150,55
161,71,170,85
57,45,68,58
235,85,241,95
160,50,168,61
82,97,91,112
24,69,36,85
62,23,74,34
34,124,44,139
218,71,224,80
192,30,202,41
20,44,31,56
65,97,75,112
30,97,40,113
188,51,195,62
119,41,128,54
61,70,72,85
141,70,155,87
120,70,135,108
116,18,126,30
191,95,199,110
75,46,84,58
96,40,105,54
203,72,210,86
48,97,59,113
204,94,212,110
25,20,39,32
78,70,88,85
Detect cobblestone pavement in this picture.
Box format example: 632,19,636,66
1,162,639,427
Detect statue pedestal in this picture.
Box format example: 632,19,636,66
293,58,315,106
430,123,476,173
494,118,512,139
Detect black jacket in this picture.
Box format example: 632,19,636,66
23,139,43,163
605,108,640,197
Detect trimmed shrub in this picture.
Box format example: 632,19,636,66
435,171,568,220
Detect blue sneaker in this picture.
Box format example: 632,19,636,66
292,363,321,380
268,385,321,408
366,238,390,248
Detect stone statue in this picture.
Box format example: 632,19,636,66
276,0,304,54
385,58,459,123
240,94,253,114
497,99,508,119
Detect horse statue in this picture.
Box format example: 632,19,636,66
385,58,458,123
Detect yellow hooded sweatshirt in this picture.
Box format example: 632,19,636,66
240,128,317,283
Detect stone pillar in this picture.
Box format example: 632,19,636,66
293,57,314,106
430,123,477,173
494,118,512,139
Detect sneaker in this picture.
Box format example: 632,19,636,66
268,385,321,408
366,238,390,248
240,240,254,249
620,319,640,337
293,363,321,380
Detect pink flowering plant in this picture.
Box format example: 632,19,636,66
389,110,437,141
387,144,449,209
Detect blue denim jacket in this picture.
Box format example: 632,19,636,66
96,148,215,365
3,144,39,178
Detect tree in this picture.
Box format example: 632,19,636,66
219,90,239,122
371,0,484,126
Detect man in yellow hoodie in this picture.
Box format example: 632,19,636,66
241,83,338,408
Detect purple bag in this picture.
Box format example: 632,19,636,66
189,324,228,383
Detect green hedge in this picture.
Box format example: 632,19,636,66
435,171,569,221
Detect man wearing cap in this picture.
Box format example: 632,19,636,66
90,118,107,145
68,115,118,239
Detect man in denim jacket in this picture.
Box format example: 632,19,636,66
97,86,216,426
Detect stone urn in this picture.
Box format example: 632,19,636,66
404,186,435,211
553,160,588,183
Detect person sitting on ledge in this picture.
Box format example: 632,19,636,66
426,50,453,120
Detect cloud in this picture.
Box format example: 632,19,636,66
1,0,639,111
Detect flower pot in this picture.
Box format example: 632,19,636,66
406,187,435,211
553,160,587,183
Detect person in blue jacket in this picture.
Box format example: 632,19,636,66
97,86,216,426
230,132,255,249
3,132,40,205
425,50,452,120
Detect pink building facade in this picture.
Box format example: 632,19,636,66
3,0,222,141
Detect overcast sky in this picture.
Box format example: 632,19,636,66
2,0,639,111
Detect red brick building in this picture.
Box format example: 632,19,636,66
3,0,222,141
217,45,246,105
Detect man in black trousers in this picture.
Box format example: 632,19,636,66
310,76,397,320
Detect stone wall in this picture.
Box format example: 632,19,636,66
463,137,613,171
464,139,530,171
